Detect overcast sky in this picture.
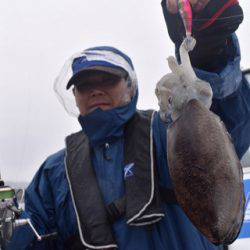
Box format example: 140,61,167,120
0,0,249,182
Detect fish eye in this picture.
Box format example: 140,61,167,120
168,96,173,104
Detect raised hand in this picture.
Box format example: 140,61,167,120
166,0,210,14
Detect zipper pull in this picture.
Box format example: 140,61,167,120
104,143,112,161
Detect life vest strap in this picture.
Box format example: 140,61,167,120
106,187,178,223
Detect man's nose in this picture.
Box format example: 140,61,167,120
90,89,105,97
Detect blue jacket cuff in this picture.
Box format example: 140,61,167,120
194,34,242,99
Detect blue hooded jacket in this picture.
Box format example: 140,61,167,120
7,35,250,250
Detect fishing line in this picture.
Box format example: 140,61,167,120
182,14,244,22
175,13,244,36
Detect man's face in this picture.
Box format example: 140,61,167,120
73,71,133,116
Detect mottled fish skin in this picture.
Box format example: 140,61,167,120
167,99,245,245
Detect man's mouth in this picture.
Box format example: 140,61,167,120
88,102,111,110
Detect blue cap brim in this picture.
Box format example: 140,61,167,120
66,66,128,90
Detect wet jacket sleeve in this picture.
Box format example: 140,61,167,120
194,34,250,159
7,161,58,250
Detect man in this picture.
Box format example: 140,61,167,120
8,0,250,249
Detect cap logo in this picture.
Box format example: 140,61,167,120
80,55,87,63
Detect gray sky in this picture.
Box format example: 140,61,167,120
0,0,250,182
